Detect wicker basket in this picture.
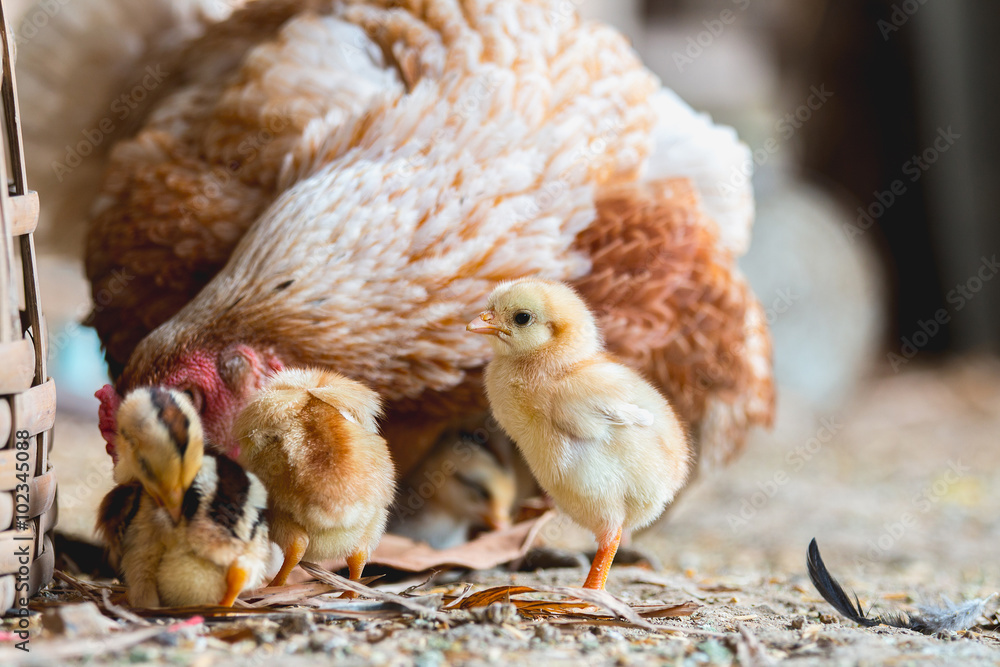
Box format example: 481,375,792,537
0,3,57,613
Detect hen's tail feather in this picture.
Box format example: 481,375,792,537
807,538,994,634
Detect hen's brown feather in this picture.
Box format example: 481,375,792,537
575,179,774,467
85,0,342,376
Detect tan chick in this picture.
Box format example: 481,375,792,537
468,279,692,590
389,415,518,549
234,368,395,588
97,388,270,607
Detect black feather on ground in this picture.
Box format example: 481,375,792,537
807,538,882,628
806,538,994,635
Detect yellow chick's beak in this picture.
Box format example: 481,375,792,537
467,311,510,337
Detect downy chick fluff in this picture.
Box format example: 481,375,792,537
389,414,518,549
469,279,691,590
98,387,270,607
234,367,395,588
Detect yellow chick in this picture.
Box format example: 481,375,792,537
97,388,270,607
389,415,518,549
468,279,691,590
233,368,395,588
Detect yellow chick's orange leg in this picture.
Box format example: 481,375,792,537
270,532,309,587
341,550,368,600
582,526,623,590
220,561,250,607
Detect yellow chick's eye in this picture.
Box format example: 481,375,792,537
513,311,533,327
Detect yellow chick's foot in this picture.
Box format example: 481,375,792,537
340,550,369,600
220,561,251,607
270,533,309,587
582,527,622,590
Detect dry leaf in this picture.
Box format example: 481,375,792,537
41,601,119,637
454,586,538,609
289,513,553,582
298,562,448,621
636,602,701,619
441,584,700,629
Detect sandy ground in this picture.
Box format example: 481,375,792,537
11,355,997,665
13,256,1000,665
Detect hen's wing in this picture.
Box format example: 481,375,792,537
123,0,658,400
81,3,401,375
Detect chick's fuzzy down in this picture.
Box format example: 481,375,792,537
389,414,520,549
234,368,395,584
99,388,270,607
473,279,691,588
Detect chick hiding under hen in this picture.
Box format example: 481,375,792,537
389,415,520,549
234,368,395,588
97,388,270,607
469,279,691,590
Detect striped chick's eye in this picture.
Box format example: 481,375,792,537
182,388,203,413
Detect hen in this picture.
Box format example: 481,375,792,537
22,0,773,478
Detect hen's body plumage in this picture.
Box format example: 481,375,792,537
24,0,772,476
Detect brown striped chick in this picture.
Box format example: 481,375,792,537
468,279,692,590
389,415,518,549
97,387,270,607
233,368,395,589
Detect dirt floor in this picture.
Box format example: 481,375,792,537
5,356,1000,665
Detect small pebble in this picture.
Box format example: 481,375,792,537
278,612,316,638
414,649,445,667
533,623,559,643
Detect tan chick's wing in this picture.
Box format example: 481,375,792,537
572,179,775,471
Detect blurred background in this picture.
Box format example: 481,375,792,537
9,0,1000,587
